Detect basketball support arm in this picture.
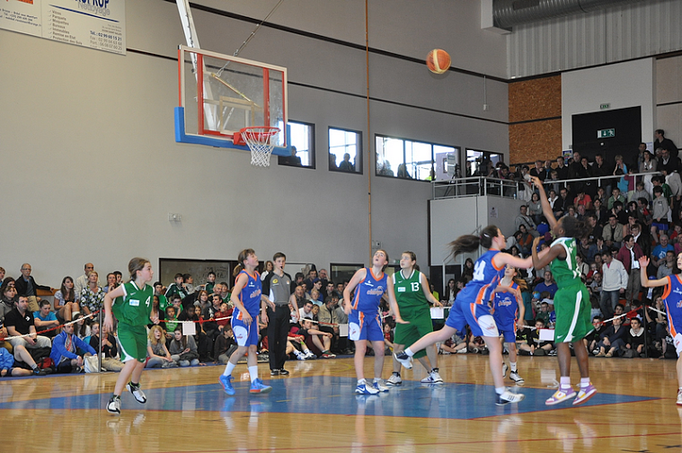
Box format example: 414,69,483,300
176,0,218,130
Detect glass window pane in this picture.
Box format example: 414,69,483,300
329,127,362,173
404,141,432,180
376,136,402,177
278,121,315,168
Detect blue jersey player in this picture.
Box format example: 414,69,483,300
343,250,407,395
640,254,682,405
492,265,526,385
395,225,533,406
219,249,275,396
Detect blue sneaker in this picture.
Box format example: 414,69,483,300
355,381,379,395
249,378,272,394
219,375,235,396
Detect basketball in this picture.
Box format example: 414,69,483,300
426,49,451,74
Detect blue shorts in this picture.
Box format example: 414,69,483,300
497,325,516,343
446,301,499,338
348,310,383,342
231,316,259,347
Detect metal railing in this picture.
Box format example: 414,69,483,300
432,172,663,200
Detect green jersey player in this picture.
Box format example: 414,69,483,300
104,257,155,415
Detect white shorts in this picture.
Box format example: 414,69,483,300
674,333,682,356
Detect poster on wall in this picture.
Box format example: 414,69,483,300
0,0,125,55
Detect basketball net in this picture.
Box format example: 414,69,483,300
238,126,280,167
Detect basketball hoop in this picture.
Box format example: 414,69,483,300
234,126,280,167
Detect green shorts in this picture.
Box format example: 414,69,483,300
394,306,434,359
553,284,593,343
117,323,148,363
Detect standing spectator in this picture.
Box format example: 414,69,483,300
103,273,118,294
639,151,658,173
14,263,53,313
616,235,644,308
652,186,671,233
600,252,628,320
165,273,188,302
74,263,98,297
50,321,96,373
5,295,52,375
555,156,569,180
655,129,678,159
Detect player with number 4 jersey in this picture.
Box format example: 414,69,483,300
395,225,532,406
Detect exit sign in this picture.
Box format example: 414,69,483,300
597,128,616,139
600,103,610,110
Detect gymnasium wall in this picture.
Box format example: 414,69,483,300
0,0,509,286
657,55,682,145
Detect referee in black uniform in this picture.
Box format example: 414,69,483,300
262,252,298,376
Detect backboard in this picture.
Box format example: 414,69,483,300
175,45,289,156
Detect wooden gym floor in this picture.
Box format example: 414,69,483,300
1,353,680,453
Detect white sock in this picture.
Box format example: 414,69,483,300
374,377,381,382
358,378,366,385
560,376,571,390
510,362,517,373
248,366,258,383
495,387,505,395
222,362,235,377
404,348,415,357
580,378,590,388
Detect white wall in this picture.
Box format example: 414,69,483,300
561,59,655,151
656,55,682,148
0,0,509,286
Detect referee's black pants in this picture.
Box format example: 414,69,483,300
267,304,290,371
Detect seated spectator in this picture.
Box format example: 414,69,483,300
50,321,96,373
194,290,210,312
652,233,674,269
607,187,627,211
439,333,468,354
164,273,188,302
517,319,553,356
319,295,344,354
534,271,558,298
147,295,166,330
214,326,237,364
169,327,200,367
54,276,79,322
298,300,315,321
79,271,104,316
657,250,676,279
15,263,53,313
33,300,60,338
528,192,543,225
603,214,624,250
639,150,657,173
593,198,608,226
165,306,179,334
0,280,16,333
89,321,124,372
515,205,539,238
153,281,168,312
146,325,174,368
177,304,212,361
103,272,118,294
5,295,52,375
383,322,394,355
535,300,551,326
0,346,31,377
298,319,335,358
517,225,534,256
589,272,602,298
623,316,648,358
585,317,606,355
595,316,627,357
309,289,323,306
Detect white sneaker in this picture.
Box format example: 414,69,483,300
106,395,121,415
456,347,467,354
420,369,444,384
355,380,379,395
502,363,509,378
386,373,402,386
394,351,413,369
496,389,525,406
509,371,525,385
304,350,316,359
126,383,147,404
373,379,390,392
677,389,682,406
295,351,306,361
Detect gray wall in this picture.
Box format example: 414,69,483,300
0,0,509,286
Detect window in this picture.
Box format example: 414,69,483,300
375,135,458,181
465,149,504,177
278,121,315,168
329,127,362,173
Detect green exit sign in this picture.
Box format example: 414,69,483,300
600,103,610,110
597,128,615,139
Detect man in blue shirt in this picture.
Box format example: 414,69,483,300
534,271,558,298
651,234,674,269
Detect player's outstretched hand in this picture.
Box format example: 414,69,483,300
532,236,542,248
638,256,649,268
395,316,409,325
